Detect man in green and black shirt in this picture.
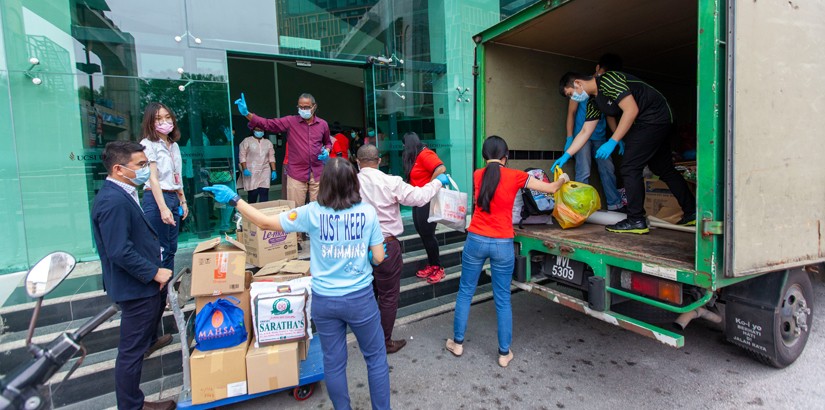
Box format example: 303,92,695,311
556,71,695,234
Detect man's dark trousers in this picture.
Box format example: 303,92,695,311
372,239,403,343
116,292,164,410
620,122,696,222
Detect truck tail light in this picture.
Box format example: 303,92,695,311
620,270,683,305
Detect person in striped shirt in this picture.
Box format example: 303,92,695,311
556,71,696,234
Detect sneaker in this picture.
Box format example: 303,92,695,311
605,218,650,234
445,339,463,356
676,212,696,226
416,265,435,278
426,266,445,284
498,350,514,367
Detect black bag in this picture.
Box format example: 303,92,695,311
513,168,555,229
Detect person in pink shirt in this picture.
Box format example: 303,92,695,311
234,93,331,207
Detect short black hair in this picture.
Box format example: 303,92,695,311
331,121,343,135
102,141,145,175
598,53,623,71
317,157,361,211
558,72,593,97
356,144,380,162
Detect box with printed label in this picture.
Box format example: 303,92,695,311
191,236,247,296
242,200,299,267
190,337,249,404
246,338,299,394
252,259,311,283
254,288,308,345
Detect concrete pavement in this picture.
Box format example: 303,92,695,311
233,278,824,409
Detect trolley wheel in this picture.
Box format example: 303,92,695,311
293,383,314,401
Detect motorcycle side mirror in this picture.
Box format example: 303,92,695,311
24,252,76,349
25,252,76,298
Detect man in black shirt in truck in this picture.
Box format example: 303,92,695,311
557,71,695,234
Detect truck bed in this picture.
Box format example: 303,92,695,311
516,224,695,272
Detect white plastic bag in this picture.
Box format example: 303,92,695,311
427,175,468,232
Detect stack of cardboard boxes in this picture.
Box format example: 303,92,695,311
643,161,698,224
188,200,312,405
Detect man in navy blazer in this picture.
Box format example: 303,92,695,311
91,141,175,410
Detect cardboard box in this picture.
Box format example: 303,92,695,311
190,338,250,404
644,179,683,224
242,200,299,267
252,259,311,282
196,288,252,340
246,339,299,394
191,236,247,296
298,338,309,361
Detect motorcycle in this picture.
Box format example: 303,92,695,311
0,252,119,410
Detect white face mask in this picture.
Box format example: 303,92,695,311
122,164,150,186
571,83,589,103
298,108,312,119
253,131,265,138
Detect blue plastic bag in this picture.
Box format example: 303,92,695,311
195,296,248,351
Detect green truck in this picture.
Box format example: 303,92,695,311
473,0,823,367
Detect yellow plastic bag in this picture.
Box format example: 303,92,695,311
552,167,602,229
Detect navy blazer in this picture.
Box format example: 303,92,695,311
92,180,162,303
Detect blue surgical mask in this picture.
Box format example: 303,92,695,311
298,108,312,119
367,131,375,137
350,132,356,138
253,131,265,138
123,165,150,186
571,83,589,103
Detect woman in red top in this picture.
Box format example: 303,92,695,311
402,132,448,283
330,122,350,160
445,135,568,368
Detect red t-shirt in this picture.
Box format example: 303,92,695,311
331,133,350,159
409,148,443,187
468,166,530,239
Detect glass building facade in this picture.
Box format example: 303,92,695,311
0,0,535,274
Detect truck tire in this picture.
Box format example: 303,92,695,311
751,269,815,368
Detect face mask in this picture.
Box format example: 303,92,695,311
253,131,265,138
155,122,174,135
367,131,375,137
122,165,150,186
571,83,589,103
351,132,356,138
298,108,312,119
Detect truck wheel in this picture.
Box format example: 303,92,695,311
751,269,814,368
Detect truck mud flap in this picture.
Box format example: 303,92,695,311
512,281,684,348
722,271,784,358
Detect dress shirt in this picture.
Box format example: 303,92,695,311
248,114,331,183
140,138,183,190
106,177,140,206
357,167,442,237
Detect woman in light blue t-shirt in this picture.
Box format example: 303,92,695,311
204,158,390,410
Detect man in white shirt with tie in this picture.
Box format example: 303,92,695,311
356,144,450,353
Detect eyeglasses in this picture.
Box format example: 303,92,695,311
296,105,314,110
120,162,149,170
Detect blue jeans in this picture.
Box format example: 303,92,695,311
574,139,623,210
312,286,391,410
142,191,180,270
453,232,515,354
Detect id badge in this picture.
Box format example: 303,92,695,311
173,172,181,184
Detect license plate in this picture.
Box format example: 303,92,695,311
549,255,585,286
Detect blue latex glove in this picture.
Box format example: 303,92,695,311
551,152,571,172
563,136,574,152
368,243,388,266
618,140,625,155
595,139,618,159
318,148,330,162
203,185,239,204
436,173,450,187
234,93,249,116
243,169,252,177
271,170,277,181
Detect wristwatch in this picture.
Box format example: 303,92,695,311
228,194,241,207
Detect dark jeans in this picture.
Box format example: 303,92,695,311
116,292,163,410
372,239,403,343
141,191,180,271
412,203,440,266
313,286,391,410
247,187,269,204
621,123,696,222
